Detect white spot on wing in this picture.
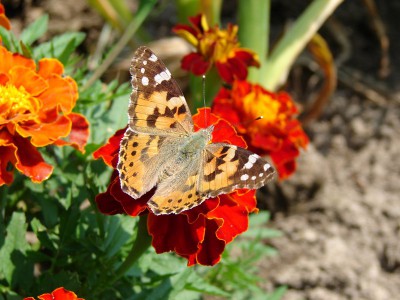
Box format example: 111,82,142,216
244,161,253,169
251,176,256,180
259,173,264,177
240,174,249,181
142,76,149,86
249,154,259,163
149,54,157,62
143,60,147,65
154,71,172,85
263,163,271,171
141,68,145,73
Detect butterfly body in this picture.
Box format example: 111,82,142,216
117,46,275,215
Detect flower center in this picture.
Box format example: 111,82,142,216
0,83,40,123
243,91,280,125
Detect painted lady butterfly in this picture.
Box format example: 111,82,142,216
117,46,275,215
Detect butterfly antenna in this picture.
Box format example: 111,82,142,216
202,75,208,126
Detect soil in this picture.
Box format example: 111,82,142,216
4,0,399,299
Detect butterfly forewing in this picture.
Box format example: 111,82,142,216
129,46,193,135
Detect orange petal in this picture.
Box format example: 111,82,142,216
38,75,78,113
12,135,53,183
38,58,65,78
0,46,35,74
9,67,48,96
54,113,89,153
16,115,72,147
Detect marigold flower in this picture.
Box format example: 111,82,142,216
0,46,89,185
24,287,84,300
94,108,258,266
0,3,11,30
173,14,259,83
212,80,309,179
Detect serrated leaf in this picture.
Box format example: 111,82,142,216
20,15,48,45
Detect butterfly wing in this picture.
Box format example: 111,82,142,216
199,143,275,198
128,46,193,135
118,46,194,198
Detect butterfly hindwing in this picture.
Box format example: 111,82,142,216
200,143,275,198
129,46,193,135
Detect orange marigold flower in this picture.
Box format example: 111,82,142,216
0,3,11,30
94,108,258,266
173,14,259,83
0,45,89,185
212,80,309,179
24,287,84,300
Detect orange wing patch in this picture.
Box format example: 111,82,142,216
117,129,162,198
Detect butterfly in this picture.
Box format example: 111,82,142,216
117,46,275,215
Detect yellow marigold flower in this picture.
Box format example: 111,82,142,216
0,45,89,185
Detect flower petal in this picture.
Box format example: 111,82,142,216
9,67,48,96
93,128,126,168
12,135,53,183
53,113,89,153
0,142,17,185
16,115,72,147
38,75,78,113
38,58,65,78
95,171,126,215
148,213,205,255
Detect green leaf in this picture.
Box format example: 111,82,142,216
266,286,287,300
33,32,85,63
0,26,12,50
0,212,33,289
20,15,49,45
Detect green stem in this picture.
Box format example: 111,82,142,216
113,214,152,279
238,0,270,83
82,0,157,91
260,0,344,91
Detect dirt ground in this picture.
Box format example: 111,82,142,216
5,0,399,299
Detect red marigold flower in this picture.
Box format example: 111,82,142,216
0,45,89,185
0,3,11,30
212,80,309,179
94,108,258,266
173,14,259,83
24,287,84,300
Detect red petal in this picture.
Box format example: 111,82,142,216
54,113,89,153
181,53,210,75
194,218,226,266
215,61,234,83
95,172,126,215
148,213,205,255
0,143,17,185
93,128,126,168
12,135,53,183
110,174,150,216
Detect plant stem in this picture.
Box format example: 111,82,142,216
238,0,270,83
260,0,344,91
113,214,151,280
